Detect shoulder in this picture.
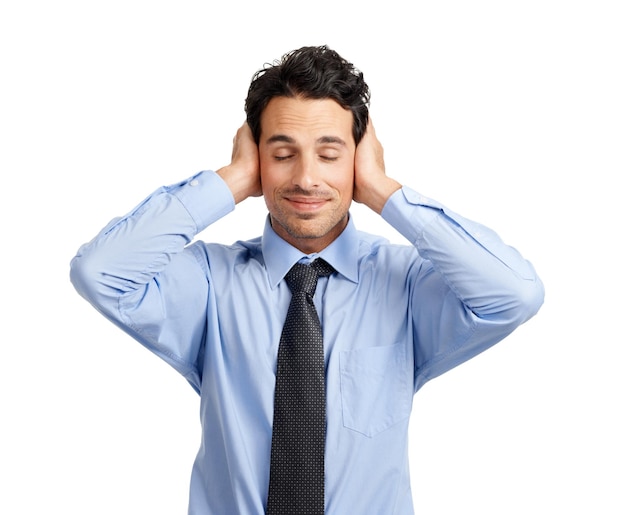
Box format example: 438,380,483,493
186,236,264,271
355,229,424,273
356,229,415,258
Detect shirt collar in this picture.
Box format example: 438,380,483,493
262,214,360,288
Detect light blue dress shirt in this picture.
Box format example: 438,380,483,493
70,170,544,514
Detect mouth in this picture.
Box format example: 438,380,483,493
283,195,329,212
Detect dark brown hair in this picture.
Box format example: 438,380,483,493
245,45,370,145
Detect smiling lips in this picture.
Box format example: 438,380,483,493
284,195,329,212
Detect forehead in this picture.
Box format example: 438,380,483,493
260,96,354,144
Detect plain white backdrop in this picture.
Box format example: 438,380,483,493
1,1,624,513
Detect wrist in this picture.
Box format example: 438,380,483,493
216,164,261,204
360,177,402,214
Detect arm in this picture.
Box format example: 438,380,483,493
354,119,544,387
71,122,259,302
69,123,260,390
354,118,543,319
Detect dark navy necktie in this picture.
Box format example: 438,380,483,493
267,258,335,515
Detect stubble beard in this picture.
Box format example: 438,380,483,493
270,201,349,242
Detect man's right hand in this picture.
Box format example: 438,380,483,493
217,122,262,204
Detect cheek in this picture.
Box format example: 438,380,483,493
260,176,274,203
259,165,289,210
259,161,276,193
259,153,291,184
334,166,355,197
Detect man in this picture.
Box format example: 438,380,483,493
70,45,544,514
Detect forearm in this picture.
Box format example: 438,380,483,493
70,170,234,305
382,186,544,325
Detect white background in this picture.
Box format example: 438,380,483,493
1,1,624,513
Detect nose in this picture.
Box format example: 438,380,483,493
291,154,320,190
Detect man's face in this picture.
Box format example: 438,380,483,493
259,96,356,254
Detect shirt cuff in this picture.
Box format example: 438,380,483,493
169,170,235,231
381,186,443,245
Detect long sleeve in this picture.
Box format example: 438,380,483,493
69,170,235,390
381,186,545,390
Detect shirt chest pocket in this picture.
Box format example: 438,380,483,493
339,343,413,437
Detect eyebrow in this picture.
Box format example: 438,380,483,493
265,134,347,146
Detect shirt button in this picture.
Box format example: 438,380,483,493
189,179,199,187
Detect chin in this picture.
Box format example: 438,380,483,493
286,225,328,240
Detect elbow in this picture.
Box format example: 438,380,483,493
69,248,120,306
506,275,545,326
69,250,98,302
475,274,545,329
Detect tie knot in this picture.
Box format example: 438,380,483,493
284,258,335,296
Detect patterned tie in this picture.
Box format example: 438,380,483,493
267,258,335,515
